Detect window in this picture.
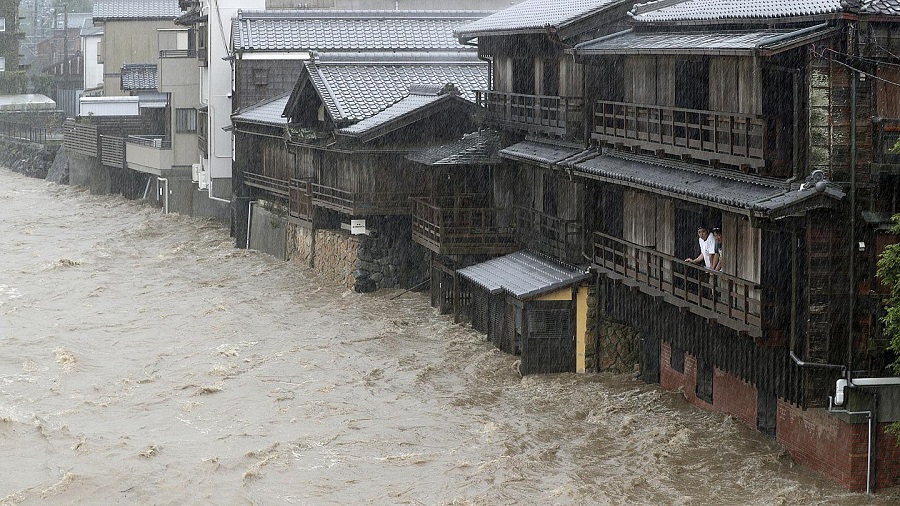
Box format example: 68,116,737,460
0,57,5,72
0,18,6,32
176,108,198,133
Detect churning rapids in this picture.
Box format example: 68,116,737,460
1,167,897,505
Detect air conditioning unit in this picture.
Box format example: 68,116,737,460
191,163,201,183
197,169,210,190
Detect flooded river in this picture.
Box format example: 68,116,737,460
1,167,897,504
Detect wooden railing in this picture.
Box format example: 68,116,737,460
64,118,99,156
410,195,518,255
311,183,415,216
592,101,769,170
516,206,582,264
289,178,313,223
100,135,126,169
593,232,762,332
476,90,583,137
245,172,289,197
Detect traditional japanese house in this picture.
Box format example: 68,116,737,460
567,0,900,492
446,0,635,374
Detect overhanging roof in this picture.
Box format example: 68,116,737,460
232,94,290,128
499,140,593,166
457,251,591,300
575,24,839,57
569,150,846,220
456,0,629,42
629,0,846,25
407,129,502,166
93,0,183,21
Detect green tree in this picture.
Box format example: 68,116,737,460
878,216,900,376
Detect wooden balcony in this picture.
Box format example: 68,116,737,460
476,90,583,138
516,207,582,265
311,183,414,216
593,232,762,336
411,195,518,255
591,101,773,171
245,171,289,197
289,178,313,225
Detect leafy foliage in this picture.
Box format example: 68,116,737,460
878,216,900,375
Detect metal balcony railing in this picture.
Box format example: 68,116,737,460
126,135,171,149
476,90,583,137
593,232,762,333
410,195,518,255
592,101,771,170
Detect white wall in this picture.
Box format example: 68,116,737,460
82,34,103,90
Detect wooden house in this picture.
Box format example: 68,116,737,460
460,0,900,491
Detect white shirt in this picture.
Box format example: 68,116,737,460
699,234,716,269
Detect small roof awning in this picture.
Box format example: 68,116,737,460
499,140,593,167
407,129,502,166
457,251,591,300
575,24,839,57
568,151,845,220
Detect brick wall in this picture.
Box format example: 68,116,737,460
776,400,900,491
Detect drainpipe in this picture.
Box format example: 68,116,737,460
246,199,256,249
848,21,859,385
827,394,874,495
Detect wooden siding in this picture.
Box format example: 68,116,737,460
709,57,760,115
623,189,656,247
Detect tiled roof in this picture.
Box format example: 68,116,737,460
456,0,627,41
93,0,183,21
408,129,502,166
337,84,464,139
303,55,487,124
630,0,845,24
457,251,591,299
575,26,840,56
233,10,487,53
568,150,845,217
856,0,900,15
499,139,589,166
232,95,290,127
120,64,158,90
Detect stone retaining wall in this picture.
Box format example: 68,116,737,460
0,137,59,179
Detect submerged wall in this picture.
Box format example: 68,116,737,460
0,138,58,179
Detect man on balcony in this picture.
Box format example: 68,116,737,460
685,226,717,269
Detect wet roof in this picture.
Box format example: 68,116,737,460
93,0,183,21
575,25,840,56
120,64,158,91
0,94,57,112
233,10,488,53
407,129,502,166
457,251,591,299
300,54,487,124
232,95,290,127
456,0,627,41
337,84,470,141
856,0,900,15
499,139,591,166
629,0,845,24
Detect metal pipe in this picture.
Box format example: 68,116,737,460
827,391,876,495
246,199,255,249
789,350,846,371
849,22,858,383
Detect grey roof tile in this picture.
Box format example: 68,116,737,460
305,56,487,124
630,0,845,24
93,0,183,21
233,10,488,53
575,27,838,55
857,0,900,15
407,129,502,166
457,251,591,299
121,63,158,90
337,87,451,137
233,95,290,127
499,139,588,165
456,0,627,40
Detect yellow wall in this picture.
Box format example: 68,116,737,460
534,285,589,373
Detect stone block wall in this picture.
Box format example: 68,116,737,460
597,318,640,373
314,228,360,289
0,138,58,179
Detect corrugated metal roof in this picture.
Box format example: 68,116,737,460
121,64,158,90
569,150,845,217
456,0,627,41
630,0,844,24
457,251,591,299
93,0,183,21
407,129,502,166
233,10,487,53
0,94,57,112
232,95,290,127
305,56,487,124
575,25,839,56
456,251,590,300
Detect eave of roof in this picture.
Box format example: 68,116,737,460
457,250,591,300
232,94,290,128
455,0,630,42
407,129,502,166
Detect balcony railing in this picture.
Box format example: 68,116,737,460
311,183,415,216
245,172,289,197
516,206,582,264
476,90,583,138
100,135,126,168
593,232,762,334
410,195,518,255
160,49,198,58
127,135,171,149
289,178,313,223
592,101,771,170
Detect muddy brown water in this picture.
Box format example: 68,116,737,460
1,168,897,505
